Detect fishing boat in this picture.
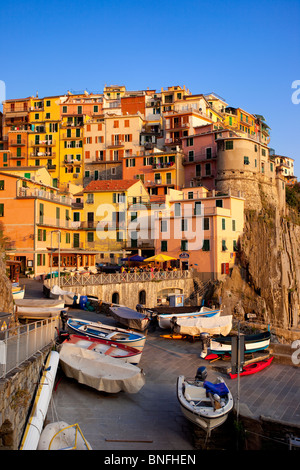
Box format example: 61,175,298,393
229,356,274,379
62,334,142,364
16,306,68,321
67,318,146,350
59,341,145,394
12,286,25,300
157,306,221,330
171,315,232,337
37,421,92,450
19,351,59,450
177,367,233,433
15,299,65,309
109,305,150,331
210,331,271,355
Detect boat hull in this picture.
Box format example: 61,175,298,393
64,334,142,364
59,343,145,394
19,351,59,450
173,315,232,337
210,331,271,355
177,375,233,432
158,308,221,330
12,289,25,300
229,356,274,379
37,421,92,450
67,318,146,350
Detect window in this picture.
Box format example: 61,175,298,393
73,233,80,248
216,199,223,208
205,163,211,176
188,150,194,162
46,100,51,107
174,203,181,217
0,180,4,190
225,141,233,150
66,233,70,244
161,220,168,232
161,240,168,252
0,204,4,217
186,137,193,147
62,106,67,113
3,153,7,162
222,240,227,251
203,217,210,230
73,212,80,222
196,164,201,177
233,240,238,251
262,148,266,156
93,105,98,113
188,191,193,199
202,239,210,251
181,219,188,231
244,156,250,165
232,220,236,231
206,147,212,159
222,218,226,230
181,240,188,251
194,201,202,215
87,232,94,243
46,113,50,119
270,162,273,172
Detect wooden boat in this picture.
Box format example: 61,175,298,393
177,367,233,433
67,318,146,350
37,421,92,450
229,356,274,379
12,287,25,300
109,305,150,331
15,299,65,309
59,341,145,394
19,351,59,450
172,315,232,337
157,306,221,330
16,306,68,321
210,331,271,355
62,334,142,364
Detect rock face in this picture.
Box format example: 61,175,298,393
0,253,14,315
213,176,300,341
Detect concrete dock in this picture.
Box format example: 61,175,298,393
23,279,300,451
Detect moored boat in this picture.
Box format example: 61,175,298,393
229,356,274,379
19,351,59,450
59,341,145,394
37,421,92,450
177,366,233,433
157,306,221,330
109,305,150,331
67,318,146,350
12,287,25,300
62,334,142,364
172,314,232,337
210,331,271,355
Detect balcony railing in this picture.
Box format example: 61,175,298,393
17,187,72,205
30,139,56,146
9,139,26,146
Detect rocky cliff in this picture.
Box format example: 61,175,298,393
213,179,300,342
0,253,14,316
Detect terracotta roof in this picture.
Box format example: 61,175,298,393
84,179,138,192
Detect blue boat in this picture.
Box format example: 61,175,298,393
157,306,221,329
67,318,146,350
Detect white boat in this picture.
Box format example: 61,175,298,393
210,331,271,355
177,367,233,433
37,421,92,450
50,285,75,305
19,351,59,450
15,299,65,309
158,307,221,329
67,318,146,350
172,315,232,337
12,287,25,300
63,334,142,364
16,306,68,321
59,342,145,394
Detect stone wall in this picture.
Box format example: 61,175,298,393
0,345,53,450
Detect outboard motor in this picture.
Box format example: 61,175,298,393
170,316,177,332
60,310,68,329
195,366,207,382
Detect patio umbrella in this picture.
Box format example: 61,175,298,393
143,254,177,262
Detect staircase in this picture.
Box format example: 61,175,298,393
184,279,211,305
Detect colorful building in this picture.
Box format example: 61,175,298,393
154,187,245,280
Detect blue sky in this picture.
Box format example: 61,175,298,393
1,0,299,176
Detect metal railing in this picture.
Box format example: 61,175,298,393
59,270,191,287
0,317,59,378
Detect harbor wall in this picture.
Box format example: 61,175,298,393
0,345,53,450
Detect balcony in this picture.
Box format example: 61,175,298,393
152,162,176,170
62,132,83,139
30,151,56,158
10,153,26,159
107,140,125,149
30,139,56,147
17,187,72,206
47,164,56,171
9,139,26,146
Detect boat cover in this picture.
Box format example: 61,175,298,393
15,299,65,308
203,381,229,397
109,306,150,331
59,343,145,394
173,315,232,336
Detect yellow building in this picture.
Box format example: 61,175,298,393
223,107,257,140
82,179,151,263
27,95,62,187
